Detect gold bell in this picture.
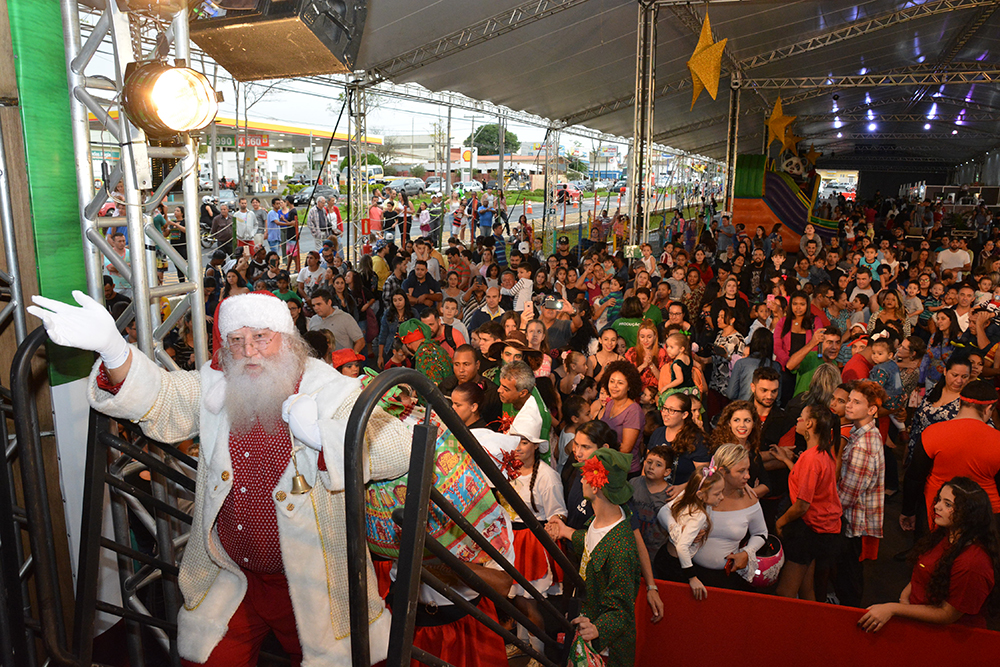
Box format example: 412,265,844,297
290,471,312,495
288,432,313,495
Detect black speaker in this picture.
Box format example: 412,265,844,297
189,0,367,81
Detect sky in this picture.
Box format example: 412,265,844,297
85,29,625,156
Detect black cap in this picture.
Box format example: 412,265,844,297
558,235,569,244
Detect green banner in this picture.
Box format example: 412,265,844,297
9,0,92,384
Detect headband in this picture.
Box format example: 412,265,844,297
698,458,719,489
960,395,997,406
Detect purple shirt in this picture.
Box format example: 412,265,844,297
601,401,646,473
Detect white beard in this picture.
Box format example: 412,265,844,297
220,336,307,434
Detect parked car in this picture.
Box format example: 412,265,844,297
572,180,594,192
612,179,628,193
553,182,581,203
291,184,339,206
198,176,212,191
386,177,426,197
593,179,612,190
485,179,500,190
454,180,483,193
215,189,238,208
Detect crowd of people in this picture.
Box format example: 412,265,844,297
92,187,1000,666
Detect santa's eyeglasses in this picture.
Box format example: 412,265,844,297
227,331,276,352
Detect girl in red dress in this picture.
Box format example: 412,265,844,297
859,477,1000,632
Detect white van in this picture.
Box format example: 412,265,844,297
339,164,385,187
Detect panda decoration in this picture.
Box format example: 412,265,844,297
782,155,805,179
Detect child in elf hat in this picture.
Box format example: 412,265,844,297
546,448,641,667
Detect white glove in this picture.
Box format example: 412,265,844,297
281,393,322,451
27,290,130,369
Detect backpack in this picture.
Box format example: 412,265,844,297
442,323,457,351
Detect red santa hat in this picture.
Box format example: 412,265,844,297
218,291,295,339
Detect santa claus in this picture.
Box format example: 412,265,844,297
28,290,411,667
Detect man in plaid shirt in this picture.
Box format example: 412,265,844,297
381,255,407,310
836,380,887,608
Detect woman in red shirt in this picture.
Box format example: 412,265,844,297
773,403,843,600
859,477,1000,632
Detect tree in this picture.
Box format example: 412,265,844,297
370,128,402,167
411,164,427,179
463,124,520,155
338,153,383,172
569,157,588,173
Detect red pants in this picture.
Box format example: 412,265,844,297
181,570,302,667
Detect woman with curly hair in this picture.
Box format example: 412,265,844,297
708,400,770,498
600,360,645,475
860,477,1000,632
624,319,666,391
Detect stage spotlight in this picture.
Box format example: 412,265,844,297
122,61,219,137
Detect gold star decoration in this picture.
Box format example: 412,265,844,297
767,96,796,149
687,12,728,110
804,145,821,165
783,130,804,154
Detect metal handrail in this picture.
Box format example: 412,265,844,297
345,368,584,667
10,327,86,666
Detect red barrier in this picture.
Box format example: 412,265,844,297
635,581,998,666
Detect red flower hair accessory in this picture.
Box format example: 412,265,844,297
581,456,609,490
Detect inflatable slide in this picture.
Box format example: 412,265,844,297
732,154,839,252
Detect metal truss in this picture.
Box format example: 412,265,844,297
741,0,998,69
814,131,1000,140
797,113,1000,123
63,0,208,369
541,127,560,250
745,68,1000,89
563,0,996,126
347,81,367,263
902,3,1000,111
363,0,591,86
927,94,1000,113
308,75,722,165
629,1,656,240
822,154,950,162
817,164,947,173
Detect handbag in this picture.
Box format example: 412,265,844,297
568,632,605,667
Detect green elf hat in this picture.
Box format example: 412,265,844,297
574,448,633,505
399,318,433,346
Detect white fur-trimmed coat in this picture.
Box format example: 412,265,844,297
88,350,412,665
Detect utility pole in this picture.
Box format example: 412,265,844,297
498,115,505,189
445,107,452,199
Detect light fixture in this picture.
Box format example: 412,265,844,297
952,129,958,135
122,60,219,138
924,123,931,130
837,132,843,138
868,123,877,131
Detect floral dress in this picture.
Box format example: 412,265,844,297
907,396,961,464
624,346,668,390
919,339,954,390
681,284,705,315
709,331,744,395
